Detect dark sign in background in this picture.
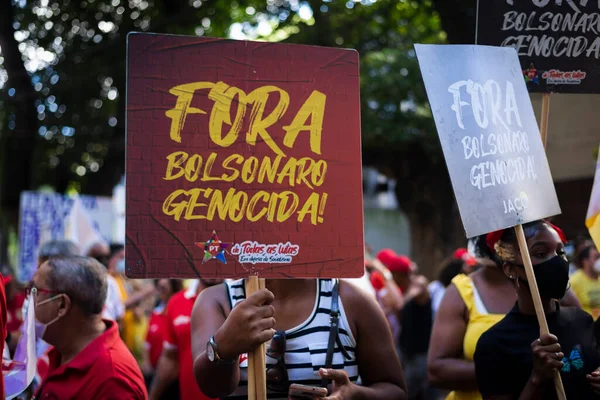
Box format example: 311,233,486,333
125,33,364,279
477,0,600,93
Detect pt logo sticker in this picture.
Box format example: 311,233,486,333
195,231,230,264
523,63,539,85
230,241,300,264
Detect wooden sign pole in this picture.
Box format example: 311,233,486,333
246,276,267,400
246,276,257,400
540,93,551,149
256,278,267,399
513,92,566,400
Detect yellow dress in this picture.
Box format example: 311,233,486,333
122,310,149,363
446,274,505,400
113,274,149,363
570,269,600,320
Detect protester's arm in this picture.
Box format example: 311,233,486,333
370,259,404,312
428,283,478,391
191,284,276,398
149,347,179,400
587,368,600,394
124,285,155,310
140,342,153,377
319,281,406,400
514,376,547,400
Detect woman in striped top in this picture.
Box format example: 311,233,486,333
191,279,406,399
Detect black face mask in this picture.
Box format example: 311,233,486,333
516,255,570,299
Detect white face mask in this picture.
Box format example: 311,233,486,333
594,259,600,273
34,293,63,341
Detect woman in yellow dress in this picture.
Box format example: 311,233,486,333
427,231,582,400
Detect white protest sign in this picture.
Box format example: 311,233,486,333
415,44,561,238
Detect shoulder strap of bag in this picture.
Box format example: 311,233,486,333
322,278,340,390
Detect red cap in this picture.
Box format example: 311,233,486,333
2,274,12,285
376,249,397,268
388,255,412,273
453,248,477,266
486,230,505,252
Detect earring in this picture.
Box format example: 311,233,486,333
510,275,514,279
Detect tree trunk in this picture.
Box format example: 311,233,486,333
380,143,466,279
0,2,38,265
400,187,465,279
430,0,476,44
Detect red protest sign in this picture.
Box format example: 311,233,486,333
125,33,363,279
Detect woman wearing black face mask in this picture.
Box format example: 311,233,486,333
474,220,600,399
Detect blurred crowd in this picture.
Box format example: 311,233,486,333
2,221,599,399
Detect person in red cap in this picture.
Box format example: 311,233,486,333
370,249,404,308
453,248,479,275
376,249,416,295
367,250,405,344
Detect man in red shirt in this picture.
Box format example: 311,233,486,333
146,303,170,371
143,279,182,399
149,279,221,400
31,256,147,400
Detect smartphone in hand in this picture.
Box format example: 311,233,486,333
288,383,328,399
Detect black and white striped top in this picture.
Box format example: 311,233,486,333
224,279,360,399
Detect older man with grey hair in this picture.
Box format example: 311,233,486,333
32,256,147,399
9,239,82,381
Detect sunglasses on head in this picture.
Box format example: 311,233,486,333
266,330,289,392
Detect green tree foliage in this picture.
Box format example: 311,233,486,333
283,1,465,272
1,0,299,201
0,0,468,272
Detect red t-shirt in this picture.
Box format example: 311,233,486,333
146,309,168,368
33,320,147,400
6,291,25,333
164,287,212,400
0,274,7,398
